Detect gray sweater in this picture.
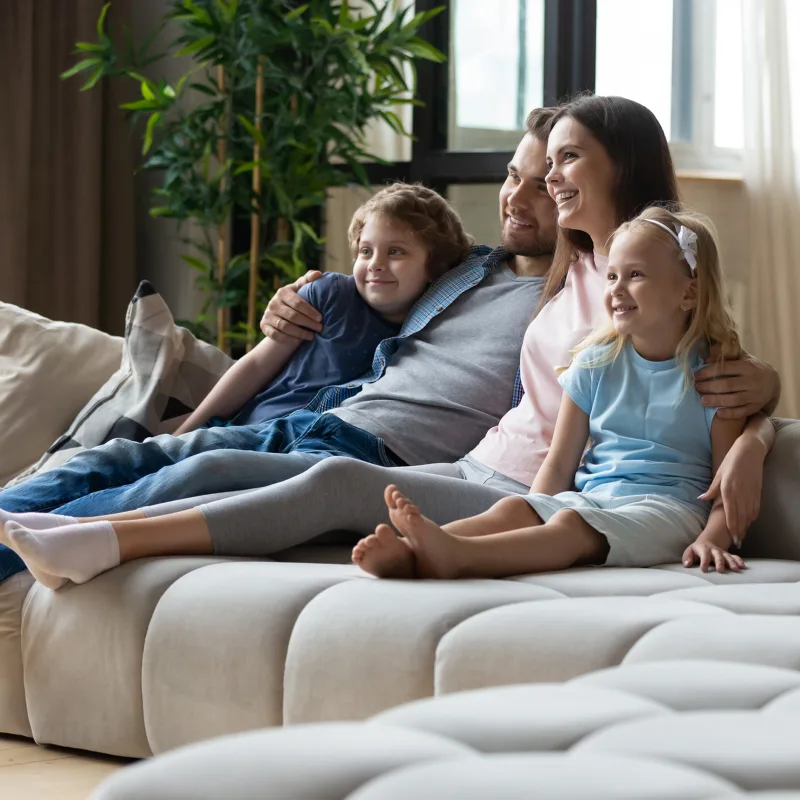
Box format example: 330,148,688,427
331,265,545,465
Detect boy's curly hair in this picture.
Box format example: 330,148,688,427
348,183,474,279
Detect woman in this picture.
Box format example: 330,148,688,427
0,96,779,588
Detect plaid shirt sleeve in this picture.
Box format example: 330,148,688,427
511,368,524,407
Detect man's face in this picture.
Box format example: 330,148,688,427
498,134,558,257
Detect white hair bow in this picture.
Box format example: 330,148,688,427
644,219,698,275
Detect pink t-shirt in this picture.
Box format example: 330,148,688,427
469,251,608,486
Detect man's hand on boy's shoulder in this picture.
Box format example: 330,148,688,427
261,270,324,344
694,346,781,418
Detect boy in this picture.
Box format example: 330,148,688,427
175,183,473,434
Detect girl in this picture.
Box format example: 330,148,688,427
354,207,775,579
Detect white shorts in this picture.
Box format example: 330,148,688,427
524,491,708,568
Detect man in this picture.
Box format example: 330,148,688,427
0,110,561,556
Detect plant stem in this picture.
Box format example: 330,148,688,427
247,58,265,352
216,64,229,353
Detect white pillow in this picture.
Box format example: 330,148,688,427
8,281,234,486
0,303,123,487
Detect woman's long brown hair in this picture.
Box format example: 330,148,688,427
538,95,682,311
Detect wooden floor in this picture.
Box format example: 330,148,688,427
0,735,128,799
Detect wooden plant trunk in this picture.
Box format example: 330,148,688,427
216,65,230,353
247,59,265,352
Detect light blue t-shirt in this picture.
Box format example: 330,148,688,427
559,340,717,512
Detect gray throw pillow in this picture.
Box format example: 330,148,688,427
9,281,233,485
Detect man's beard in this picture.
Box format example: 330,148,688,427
501,228,556,258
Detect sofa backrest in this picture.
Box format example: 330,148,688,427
743,419,800,560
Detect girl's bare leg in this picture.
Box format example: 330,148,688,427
113,509,213,563
360,485,607,580
3,509,214,589
79,510,148,523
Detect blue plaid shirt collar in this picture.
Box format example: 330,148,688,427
307,245,525,413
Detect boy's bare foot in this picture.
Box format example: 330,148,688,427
384,484,463,580
352,524,415,578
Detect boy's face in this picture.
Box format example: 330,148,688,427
352,213,430,324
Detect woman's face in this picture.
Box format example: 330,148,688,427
545,117,619,252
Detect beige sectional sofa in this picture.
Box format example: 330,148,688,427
2,302,800,795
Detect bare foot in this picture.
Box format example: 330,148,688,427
352,524,416,579
384,485,462,580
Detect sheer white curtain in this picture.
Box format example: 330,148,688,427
741,0,800,417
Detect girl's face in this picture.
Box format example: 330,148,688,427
352,213,430,324
605,229,697,359
545,117,619,253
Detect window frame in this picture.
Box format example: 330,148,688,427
668,0,743,174
363,0,598,192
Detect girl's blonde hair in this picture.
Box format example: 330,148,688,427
573,206,741,383
348,183,473,280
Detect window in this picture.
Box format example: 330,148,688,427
449,0,545,150
596,0,745,172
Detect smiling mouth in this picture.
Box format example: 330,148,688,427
612,305,637,314
506,215,534,229
555,191,577,205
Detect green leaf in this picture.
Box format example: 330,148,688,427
149,206,173,218
96,2,111,39
404,38,446,63
401,7,445,34
80,66,105,91
74,41,106,53
143,112,162,154
141,81,156,100
190,81,217,96
175,36,216,57
60,57,100,80
216,0,238,23
236,114,266,149
180,255,210,272
120,99,158,110
183,0,212,26
286,4,309,21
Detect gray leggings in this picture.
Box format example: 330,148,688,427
143,456,528,557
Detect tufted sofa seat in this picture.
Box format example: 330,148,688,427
90,663,800,798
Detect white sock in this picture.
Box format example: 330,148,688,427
5,521,120,586
0,509,78,530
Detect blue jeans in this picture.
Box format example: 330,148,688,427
0,410,399,581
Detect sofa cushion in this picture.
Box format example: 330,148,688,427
370,683,667,752
21,556,235,757
91,723,474,800
572,660,800,711
0,302,122,486
0,569,35,737
141,562,363,754
346,754,741,800
9,281,233,485
575,711,800,791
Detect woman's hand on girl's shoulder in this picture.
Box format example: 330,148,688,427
694,347,780,418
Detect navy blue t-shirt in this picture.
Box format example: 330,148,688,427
230,273,402,426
